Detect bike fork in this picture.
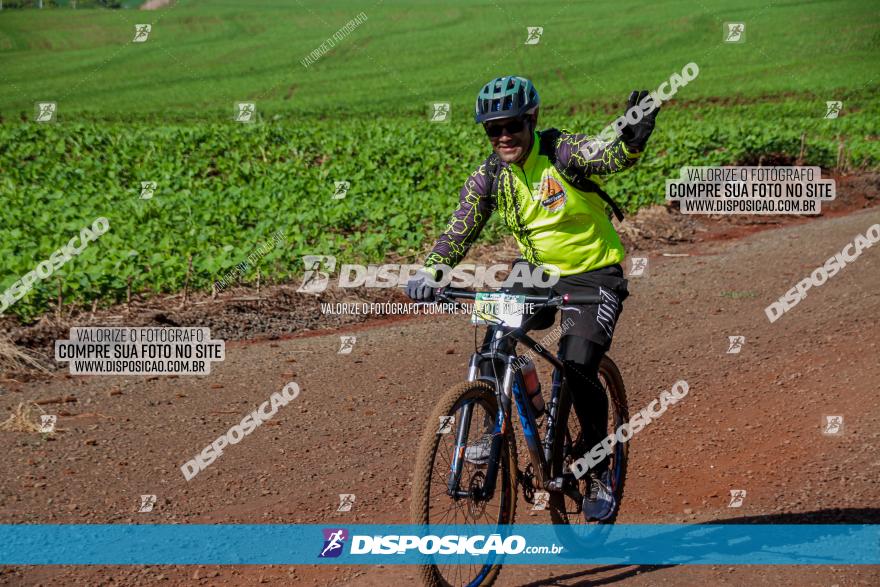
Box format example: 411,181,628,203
447,356,513,501
447,401,474,498
447,400,508,499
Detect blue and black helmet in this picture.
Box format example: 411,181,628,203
475,76,540,123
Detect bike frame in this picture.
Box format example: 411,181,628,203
447,322,570,502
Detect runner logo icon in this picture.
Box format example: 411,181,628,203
39,415,57,433
629,257,648,277
298,255,336,293
319,528,348,558
823,415,844,435
524,27,543,45
728,489,747,508
824,101,843,119
726,335,745,354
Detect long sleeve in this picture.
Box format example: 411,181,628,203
423,158,497,272
553,132,641,182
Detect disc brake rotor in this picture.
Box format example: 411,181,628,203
466,471,488,519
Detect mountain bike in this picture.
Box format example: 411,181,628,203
410,287,629,587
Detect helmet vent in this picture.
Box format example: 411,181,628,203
474,76,539,123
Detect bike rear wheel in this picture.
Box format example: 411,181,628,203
549,355,629,529
410,381,518,587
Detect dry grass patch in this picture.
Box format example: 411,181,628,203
0,401,46,433
0,335,49,374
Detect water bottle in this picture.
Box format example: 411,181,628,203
519,358,545,415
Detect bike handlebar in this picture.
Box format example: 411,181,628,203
436,287,602,306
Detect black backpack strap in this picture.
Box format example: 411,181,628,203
485,152,501,190
538,128,625,222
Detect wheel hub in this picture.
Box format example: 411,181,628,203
466,471,488,519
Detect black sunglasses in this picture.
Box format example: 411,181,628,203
483,117,529,137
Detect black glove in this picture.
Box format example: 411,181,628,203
405,269,437,302
618,90,659,152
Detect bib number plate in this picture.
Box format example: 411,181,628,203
471,293,526,327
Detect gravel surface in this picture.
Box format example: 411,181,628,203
1,178,878,586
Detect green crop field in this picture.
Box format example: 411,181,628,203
1,0,879,320
1,0,879,118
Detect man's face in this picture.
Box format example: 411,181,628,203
484,112,537,164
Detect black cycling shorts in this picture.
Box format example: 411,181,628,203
502,259,629,353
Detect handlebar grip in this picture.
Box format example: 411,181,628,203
436,287,477,300
563,293,603,305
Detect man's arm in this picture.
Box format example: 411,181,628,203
423,159,496,275
556,90,660,181
554,132,642,181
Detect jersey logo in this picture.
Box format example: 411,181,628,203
539,175,567,212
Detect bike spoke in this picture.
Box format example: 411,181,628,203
417,389,513,586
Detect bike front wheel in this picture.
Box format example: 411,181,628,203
410,380,518,587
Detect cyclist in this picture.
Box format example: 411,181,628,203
405,75,659,521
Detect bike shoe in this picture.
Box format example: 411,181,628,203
582,470,616,522
463,434,493,466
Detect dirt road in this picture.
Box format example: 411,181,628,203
1,205,879,586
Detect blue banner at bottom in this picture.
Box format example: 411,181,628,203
0,524,877,565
